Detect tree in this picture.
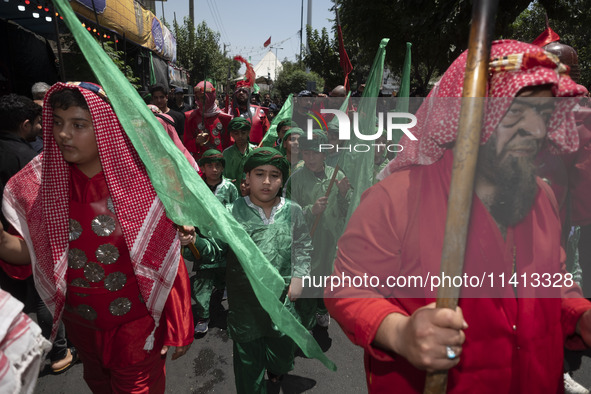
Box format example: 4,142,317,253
304,26,341,91
62,36,140,89
338,0,534,96
506,0,591,88
275,60,324,99
173,18,239,87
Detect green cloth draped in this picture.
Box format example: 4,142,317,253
53,0,335,371
341,38,390,222
260,94,294,147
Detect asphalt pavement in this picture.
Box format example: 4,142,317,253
33,295,367,394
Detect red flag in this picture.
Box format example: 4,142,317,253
264,36,271,48
532,26,560,47
336,9,353,92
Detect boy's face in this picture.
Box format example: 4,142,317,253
302,150,325,172
151,90,168,112
203,161,223,183
283,133,301,157
278,125,291,141
52,106,101,177
230,129,250,146
245,164,282,205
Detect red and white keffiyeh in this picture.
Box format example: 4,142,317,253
195,81,221,118
380,40,588,178
2,82,181,345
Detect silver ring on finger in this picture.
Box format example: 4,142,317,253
446,346,458,360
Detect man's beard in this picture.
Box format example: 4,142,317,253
477,136,540,227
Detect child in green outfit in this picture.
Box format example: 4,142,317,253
183,150,238,334
227,147,312,393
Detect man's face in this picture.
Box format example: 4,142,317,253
22,115,42,142
151,90,168,112
302,150,325,172
235,88,249,106
203,161,223,183
230,129,250,147
492,86,553,160
52,105,100,177
477,85,554,227
245,164,282,206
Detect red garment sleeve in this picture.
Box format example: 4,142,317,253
325,176,414,362
162,257,194,347
0,227,31,280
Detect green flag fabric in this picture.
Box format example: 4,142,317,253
53,0,335,371
326,92,351,131
392,42,412,144
259,94,294,147
341,38,390,221
149,52,157,86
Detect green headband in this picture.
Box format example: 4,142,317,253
198,149,225,167
243,147,289,184
299,129,328,152
229,116,251,131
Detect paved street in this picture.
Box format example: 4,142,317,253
34,295,367,394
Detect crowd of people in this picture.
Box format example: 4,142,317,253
1,36,591,394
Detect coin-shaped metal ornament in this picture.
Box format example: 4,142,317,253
70,277,90,288
68,248,87,269
104,272,127,292
214,137,221,146
107,197,116,214
69,219,82,241
77,304,97,320
216,122,223,130
109,297,131,316
84,262,105,283
198,122,205,131
212,129,219,136
91,215,116,237
96,244,120,265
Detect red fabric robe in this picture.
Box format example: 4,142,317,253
325,150,591,393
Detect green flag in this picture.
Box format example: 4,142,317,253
341,38,390,221
52,0,335,371
392,42,412,144
149,52,157,86
326,92,351,131
259,94,294,147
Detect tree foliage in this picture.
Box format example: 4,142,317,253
506,0,591,88
338,0,533,96
275,60,324,98
173,18,239,87
304,26,341,90
62,36,140,89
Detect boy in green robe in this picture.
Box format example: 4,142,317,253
223,117,256,191
183,150,238,334
227,148,312,393
284,130,350,329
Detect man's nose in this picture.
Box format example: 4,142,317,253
520,108,548,139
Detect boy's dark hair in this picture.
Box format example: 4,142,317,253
49,89,90,112
0,94,42,132
149,83,168,96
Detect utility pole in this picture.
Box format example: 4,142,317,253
306,0,312,55
189,0,194,25
300,0,304,66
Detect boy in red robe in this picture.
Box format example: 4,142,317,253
0,82,193,393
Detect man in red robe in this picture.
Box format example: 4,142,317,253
228,82,270,145
184,81,232,160
325,40,591,393
0,82,193,393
